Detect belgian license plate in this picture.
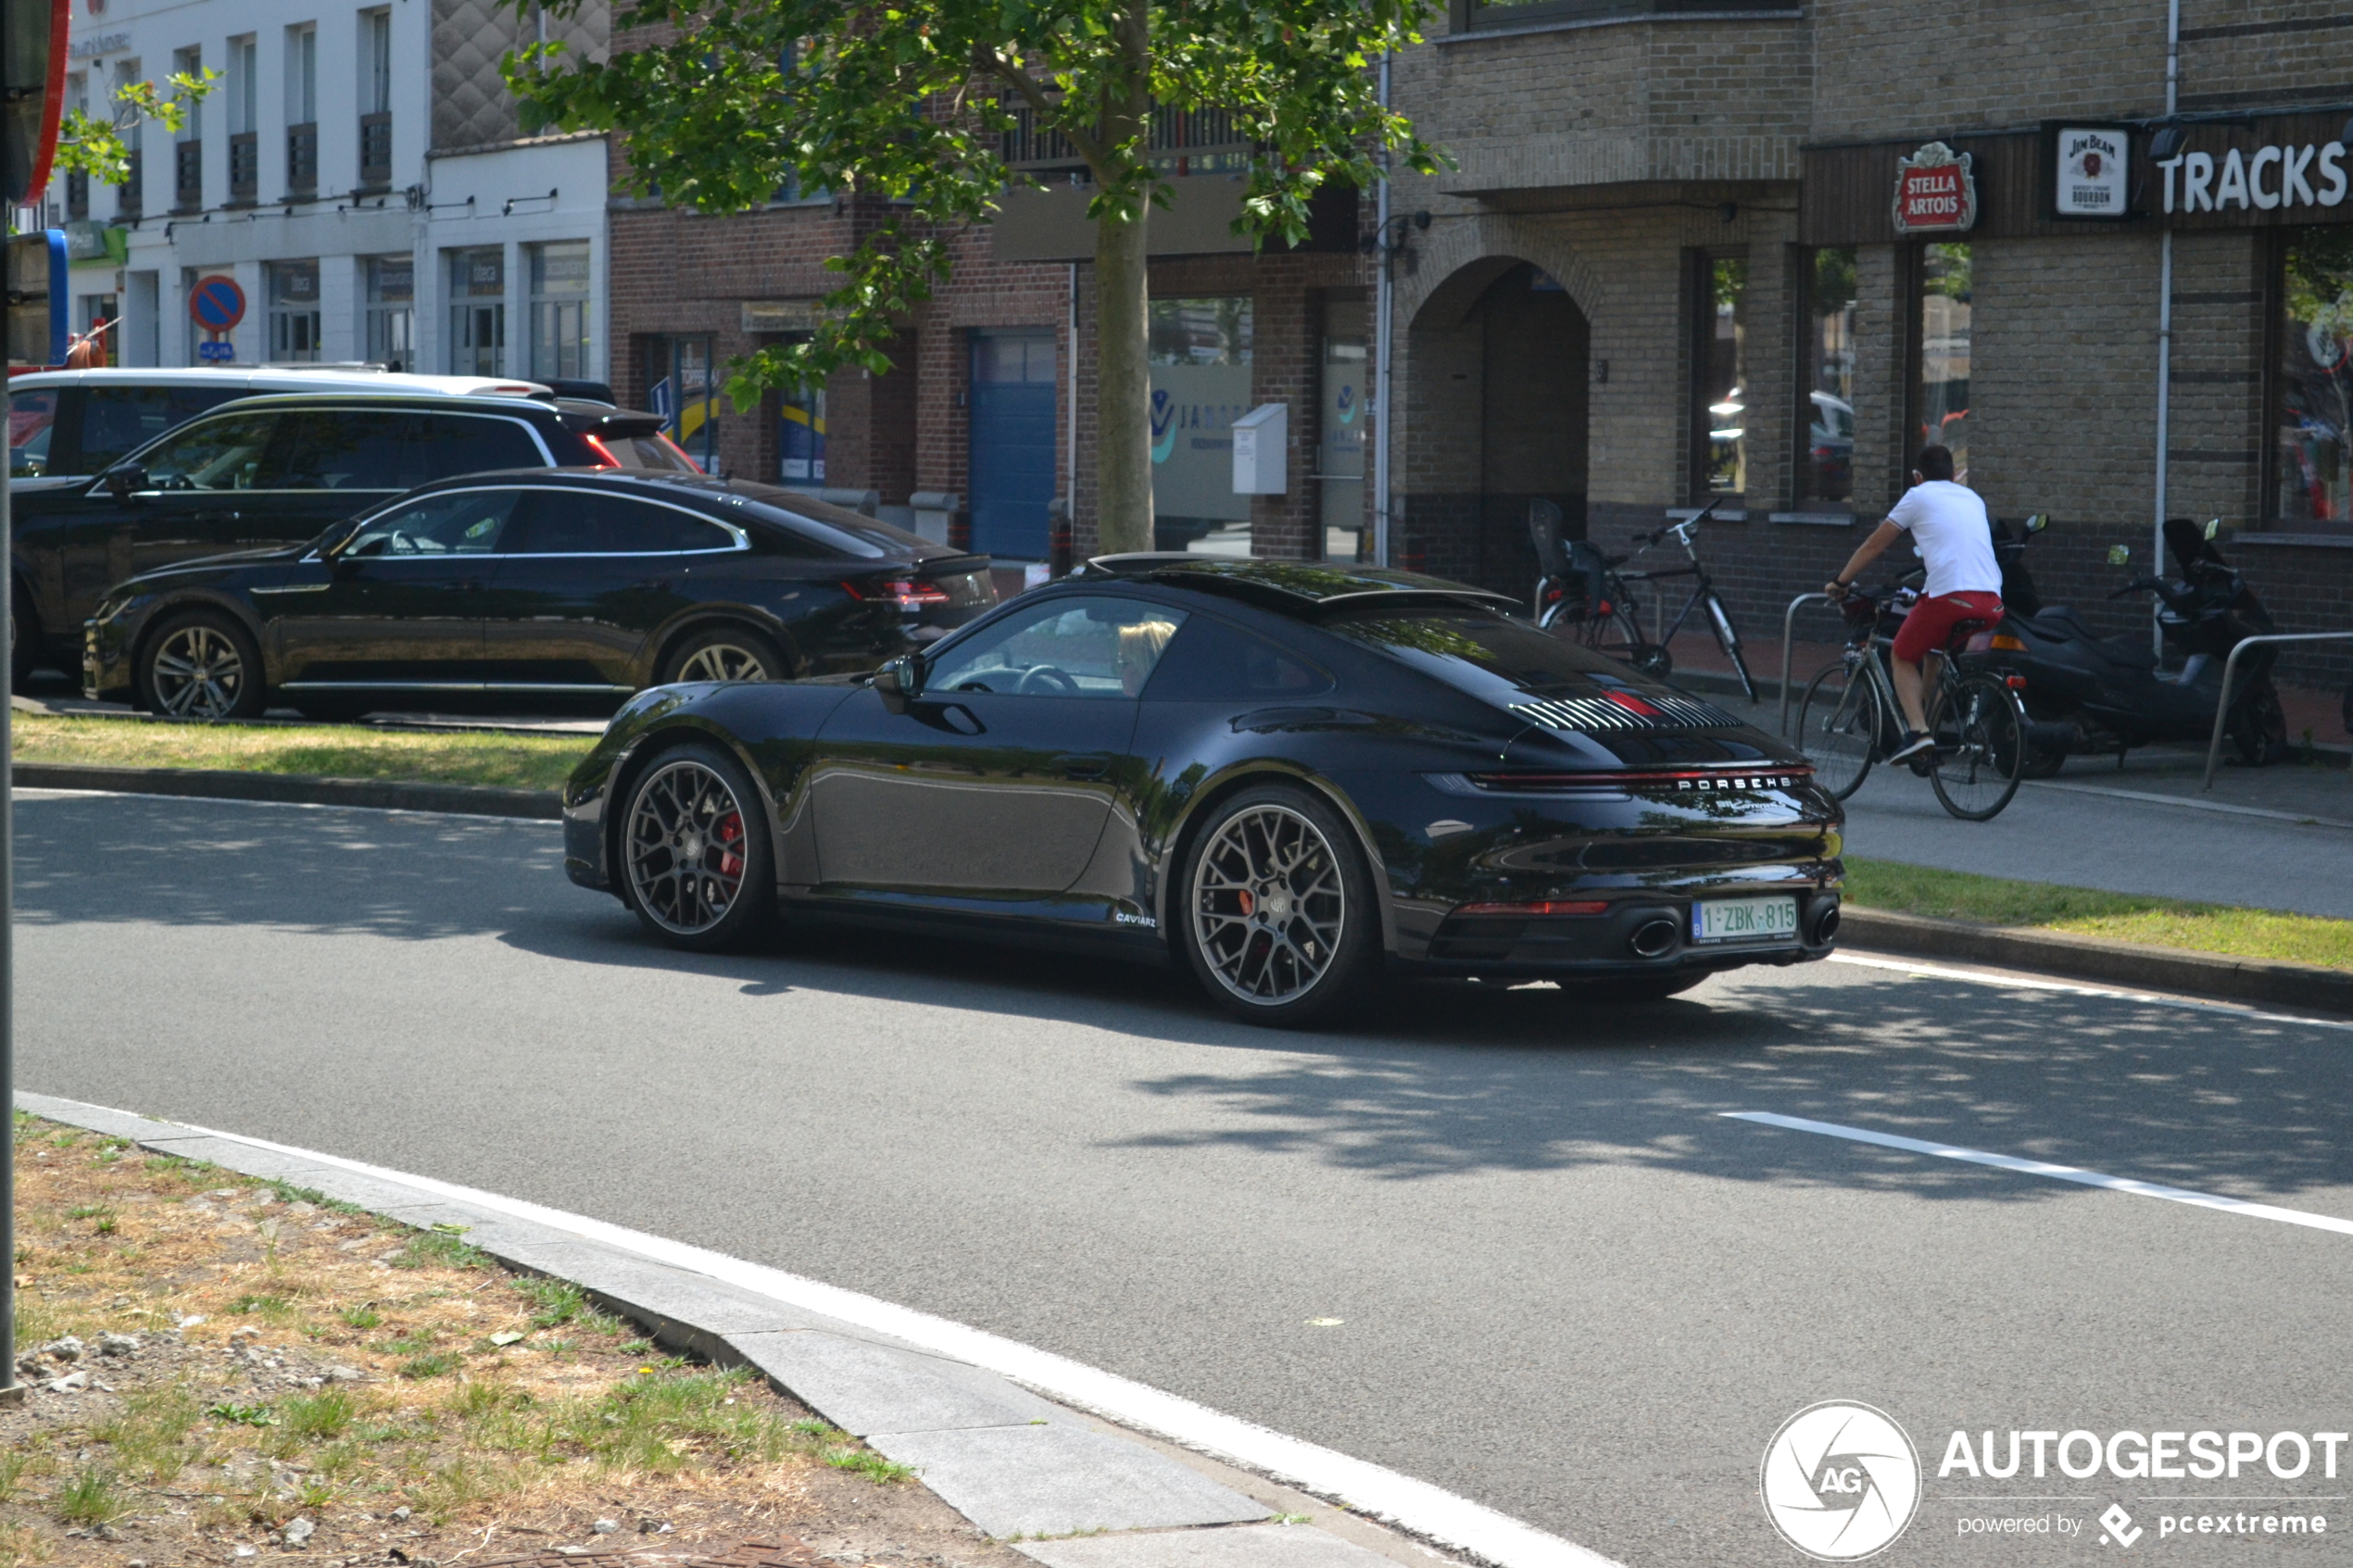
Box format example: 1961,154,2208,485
1693,895,1798,943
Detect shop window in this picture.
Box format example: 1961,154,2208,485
1320,298,1369,561
2275,229,2353,522
364,254,413,371
1148,296,1252,555
648,334,719,472
1800,247,1856,504
1451,0,1790,32
780,375,825,483
267,260,321,361
447,246,505,375
527,241,592,381
1691,253,1747,496
1916,243,1970,479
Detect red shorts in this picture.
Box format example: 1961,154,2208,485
1892,591,2005,664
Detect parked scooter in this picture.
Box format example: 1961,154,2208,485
1984,515,2288,773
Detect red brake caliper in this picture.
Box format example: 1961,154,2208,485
716,813,744,879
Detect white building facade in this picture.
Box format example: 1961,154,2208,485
50,0,609,383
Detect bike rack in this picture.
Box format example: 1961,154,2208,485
1778,592,1836,735
2201,631,2353,789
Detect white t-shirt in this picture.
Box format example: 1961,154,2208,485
1886,480,2001,598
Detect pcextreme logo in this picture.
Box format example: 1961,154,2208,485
1762,1401,1923,1561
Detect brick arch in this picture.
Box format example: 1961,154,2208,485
1400,217,1606,332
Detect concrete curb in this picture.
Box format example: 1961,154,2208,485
11,1092,1584,1568
11,761,560,819
1838,907,2353,1016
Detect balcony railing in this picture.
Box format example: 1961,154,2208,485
66,169,87,220
359,112,392,190
119,148,142,219
286,121,317,195
229,132,257,202
174,140,202,210
1000,100,1246,176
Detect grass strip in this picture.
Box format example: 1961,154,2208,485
1843,857,2353,973
11,712,593,791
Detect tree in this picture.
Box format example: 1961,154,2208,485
505,0,1441,553
52,69,217,188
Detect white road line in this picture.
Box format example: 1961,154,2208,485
2023,778,2353,831
1824,951,2353,1035
35,1098,1620,1568
1722,1111,2353,1239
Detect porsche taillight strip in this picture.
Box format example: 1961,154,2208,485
1510,692,1741,732
1466,767,1814,793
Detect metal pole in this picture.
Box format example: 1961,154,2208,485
2151,0,2179,659
1780,591,1831,735
1372,48,1392,568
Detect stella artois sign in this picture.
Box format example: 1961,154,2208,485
1894,141,1977,233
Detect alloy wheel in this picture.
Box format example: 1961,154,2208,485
149,623,250,721
1190,804,1348,1006
625,759,750,935
674,642,774,683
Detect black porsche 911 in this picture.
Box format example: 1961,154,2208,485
82,470,995,721
561,555,1844,1026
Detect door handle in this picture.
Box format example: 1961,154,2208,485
1055,753,1113,780
192,509,241,524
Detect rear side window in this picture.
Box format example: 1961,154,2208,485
9,387,57,476
79,385,243,474
258,410,414,489
412,413,547,478
138,413,279,492
1143,618,1334,701
505,493,736,554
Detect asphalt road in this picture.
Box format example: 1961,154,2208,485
16,791,2353,1566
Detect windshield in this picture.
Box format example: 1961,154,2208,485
724,482,938,559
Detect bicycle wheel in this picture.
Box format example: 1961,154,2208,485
1575,601,1662,674
1928,672,2026,821
1794,661,1879,799
1705,593,1759,703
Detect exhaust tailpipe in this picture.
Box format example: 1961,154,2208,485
1808,900,1842,946
1629,918,1680,959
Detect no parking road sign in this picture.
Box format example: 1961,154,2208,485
189,275,245,333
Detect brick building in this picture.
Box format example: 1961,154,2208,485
1382,0,2353,684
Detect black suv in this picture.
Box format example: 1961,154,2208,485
9,392,693,685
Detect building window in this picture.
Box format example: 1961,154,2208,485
76,293,120,366
364,254,413,371
1319,297,1368,561
64,71,87,219
1915,242,1970,478
780,373,825,482
1148,296,1252,555
527,241,591,381
226,36,257,202
1451,0,1792,35
2276,229,2353,522
647,334,719,472
112,58,143,218
447,246,505,374
1800,247,1856,504
359,8,392,190
268,259,321,360
284,24,318,196
1692,252,1747,496
171,47,202,210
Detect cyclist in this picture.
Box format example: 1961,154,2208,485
1823,444,2003,765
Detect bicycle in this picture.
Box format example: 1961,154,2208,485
1792,583,2030,821
1531,496,1759,702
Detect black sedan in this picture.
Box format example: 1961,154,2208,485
561,556,1844,1026
82,470,996,721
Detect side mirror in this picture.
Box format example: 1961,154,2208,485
875,653,924,712
2024,513,2048,534
2106,544,2132,566
103,464,148,500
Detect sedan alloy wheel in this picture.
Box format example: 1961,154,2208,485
673,641,774,683
147,619,260,721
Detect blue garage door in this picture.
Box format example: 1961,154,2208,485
969,332,1057,559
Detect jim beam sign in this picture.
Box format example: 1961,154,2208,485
1894,142,1977,233
2055,125,2132,220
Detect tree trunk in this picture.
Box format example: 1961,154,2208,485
1093,199,1153,557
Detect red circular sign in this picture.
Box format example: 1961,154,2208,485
189,275,245,332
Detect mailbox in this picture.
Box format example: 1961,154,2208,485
1231,403,1288,495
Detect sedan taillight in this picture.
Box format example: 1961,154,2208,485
843,576,952,610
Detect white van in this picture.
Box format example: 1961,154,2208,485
7,366,556,481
